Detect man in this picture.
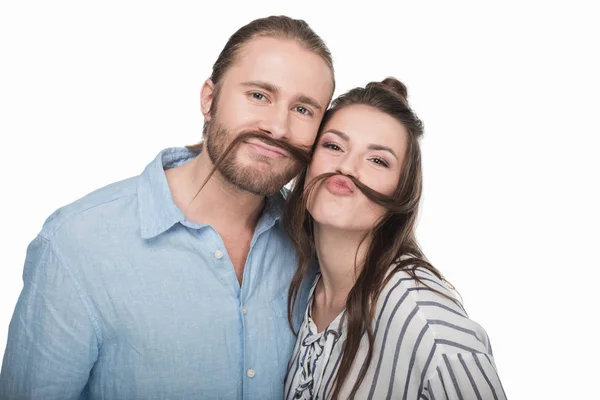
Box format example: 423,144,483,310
0,15,334,399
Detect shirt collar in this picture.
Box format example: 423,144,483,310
137,147,193,239
137,147,288,239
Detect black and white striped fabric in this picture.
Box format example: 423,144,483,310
284,268,507,399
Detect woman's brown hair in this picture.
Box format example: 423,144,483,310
283,77,445,398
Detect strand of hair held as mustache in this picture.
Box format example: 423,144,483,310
192,131,312,201
303,172,416,215
193,131,414,215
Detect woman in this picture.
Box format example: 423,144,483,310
283,78,506,399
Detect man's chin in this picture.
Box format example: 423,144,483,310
245,160,277,174
233,181,284,197
239,151,283,168
221,169,287,196
239,157,300,180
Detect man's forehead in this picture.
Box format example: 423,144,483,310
225,37,333,104
234,36,297,61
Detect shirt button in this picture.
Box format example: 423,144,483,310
241,306,247,315
247,369,256,378
214,250,223,259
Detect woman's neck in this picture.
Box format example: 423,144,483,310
313,223,371,310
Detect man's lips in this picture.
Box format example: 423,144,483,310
325,175,356,196
245,140,289,159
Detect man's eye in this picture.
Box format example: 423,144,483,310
251,93,265,100
295,106,311,116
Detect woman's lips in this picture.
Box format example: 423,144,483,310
325,175,356,196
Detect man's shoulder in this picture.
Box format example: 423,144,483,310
40,175,140,240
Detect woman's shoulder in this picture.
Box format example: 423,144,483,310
379,266,463,309
375,266,493,355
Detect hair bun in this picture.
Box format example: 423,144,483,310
380,77,408,103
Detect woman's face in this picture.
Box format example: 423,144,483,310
306,104,409,232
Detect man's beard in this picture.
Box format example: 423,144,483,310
204,119,302,196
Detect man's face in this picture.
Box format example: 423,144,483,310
201,37,334,196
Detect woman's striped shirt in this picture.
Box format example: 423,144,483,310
284,267,507,399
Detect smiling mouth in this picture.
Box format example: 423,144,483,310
245,141,289,159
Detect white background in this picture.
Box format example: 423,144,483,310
1,1,598,398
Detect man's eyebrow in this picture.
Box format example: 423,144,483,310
324,129,398,159
241,80,280,94
296,95,323,111
241,81,322,111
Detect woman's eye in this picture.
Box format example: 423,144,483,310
323,143,342,151
371,157,389,167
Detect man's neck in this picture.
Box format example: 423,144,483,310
165,149,266,232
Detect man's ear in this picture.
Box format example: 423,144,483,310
200,79,216,120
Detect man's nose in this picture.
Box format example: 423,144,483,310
257,106,290,139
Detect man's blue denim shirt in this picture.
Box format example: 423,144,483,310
0,147,311,400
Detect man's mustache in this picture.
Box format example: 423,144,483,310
200,130,413,215
196,131,312,198
232,131,313,165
